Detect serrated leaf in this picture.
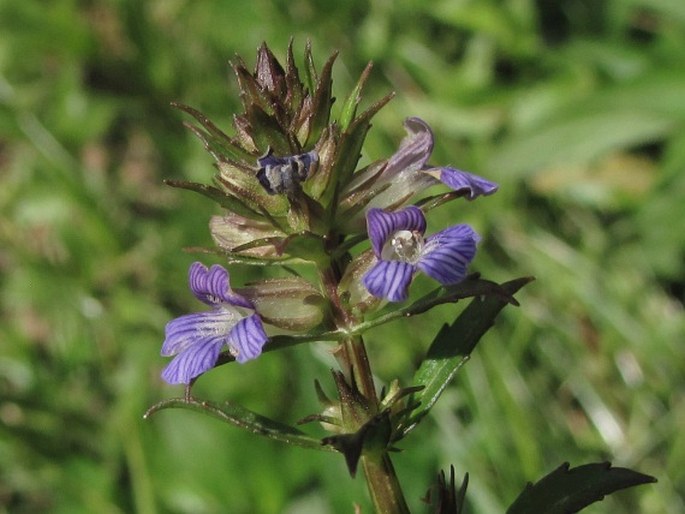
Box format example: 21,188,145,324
402,277,531,434
506,462,657,514
145,397,334,452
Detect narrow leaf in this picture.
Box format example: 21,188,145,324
182,245,310,266
172,103,252,162
307,51,338,145
506,462,657,514
144,397,334,452
339,61,373,131
164,179,259,218
403,277,532,434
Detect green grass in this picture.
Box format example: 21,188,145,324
1,1,684,512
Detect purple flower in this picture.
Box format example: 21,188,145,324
341,118,498,224
161,262,268,384
363,206,479,302
256,148,318,196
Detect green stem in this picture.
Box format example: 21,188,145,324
340,336,410,512
341,336,377,406
361,453,411,514
319,257,411,512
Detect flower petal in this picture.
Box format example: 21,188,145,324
161,308,241,357
228,314,269,363
422,167,498,199
418,224,479,285
363,260,416,302
366,206,427,258
161,336,224,384
380,117,434,181
188,262,252,308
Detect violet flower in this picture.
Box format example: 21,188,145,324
363,206,479,302
341,118,498,224
161,262,268,384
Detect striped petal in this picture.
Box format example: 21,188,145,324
161,336,224,384
366,206,427,258
161,308,241,356
379,117,434,181
228,314,268,363
418,224,479,285
188,262,252,308
422,166,498,200
362,260,416,302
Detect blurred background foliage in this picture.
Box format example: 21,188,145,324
1,0,683,512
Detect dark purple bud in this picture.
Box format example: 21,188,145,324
256,148,318,196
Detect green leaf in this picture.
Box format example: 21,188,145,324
338,61,373,131
506,462,657,514
144,397,334,452
182,245,311,266
164,179,259,218
306,50,338,146
244,104,292,155
172,102,253,162
302,40,318,95
323,91,395,210
354,276,529,337
402,277,532,434
488,110,674,179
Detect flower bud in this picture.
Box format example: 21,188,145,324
210,214,286,258
237,277,327,331
337,249,381,313
216,161,290,217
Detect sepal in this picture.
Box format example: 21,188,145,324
172,102,255,162
423,467,469,514
322,411,393,477
216,160,290,216
210,213,287,259
338,249,381,312
237,277,327,332
164,179,258,219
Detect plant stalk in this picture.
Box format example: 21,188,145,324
321,257,411,512
361,452,411,514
